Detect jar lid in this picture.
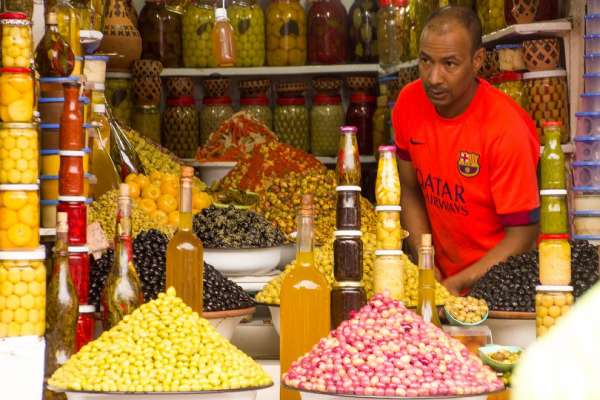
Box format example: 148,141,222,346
240,96,269,106
572,210,600,217
0,67,32,73
68,246,90,253
585,34,600,39
350,93,377,103
83,123,94,129
40,123,59,129
0,122,37,129
333,281,364,288
83,147,91,154
489,71,523,84
336,185,362,192
340,126,358,133
0,13,31,25
277,97,305,106
375,249,404,256
0,12,28,19
523,69,567,80
535,285,573,292
167,97,195,106
576,111,600,118
38,96,90,104
59,196,87,202
540,189,567,196
93,104,106,113
59,150,85,157
538,233,570,241
313,95,341,105
79,305,96,313
375,205,402,212
41,149,60,155
335,230,362,237
586,14,600,20
0,184,38,191
40,175,58,180
573,160,600,167
83,55,109,62
40,76,81,83
379,145,396,152
0,246,46,260
41,199,59,206
542,120,562,127
203,96,232,105
495,44,521,49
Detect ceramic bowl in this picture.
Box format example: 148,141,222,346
204,246,281,276
197,161,237,186
478,344,523,373
203,307,256,340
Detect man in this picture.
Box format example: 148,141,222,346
392,6,540,294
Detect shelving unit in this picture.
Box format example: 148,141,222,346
161,64,379,77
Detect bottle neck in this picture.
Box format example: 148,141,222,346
47,23,59,33
179,177,193,231
53,230,72,288
296,214,315,266
115,196,133,259
418,245,434,271
64,86,79,110
544,129,561,149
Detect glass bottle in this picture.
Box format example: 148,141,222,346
228,0,265,67
346,92,376,155
53,0,82,76
348,0,378,63
101,183,144,330
166,166,204,313
59,81,83,150
307,0,348,65
91,0,106,31
540,121,565,190
212,8,236,67
90,103,120,198
310,92,344,156
280,194,330,400
417,234,441,327
182,0,216,67
45,212,78,377
35,12,75,77
375,145,400,205
266,0,307,66
138,0,183,67
336,126,361,186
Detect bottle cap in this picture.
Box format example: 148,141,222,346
46,12,57,24
93,104,106,113
340,126,357,133
215,7,227,20
421,233,432,247
119,183,130,197
182,165,195,178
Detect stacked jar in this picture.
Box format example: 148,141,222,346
331,126,366,329
311,77,344,156
346,75,377,155
163,76,199,158
238,79,272,129
274,81,309,151
131,60,162,144
200,77,233,146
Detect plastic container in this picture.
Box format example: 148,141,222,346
0,67,33,122
57,197,87,246
580,93,600,112
585,53,600,74
540,189,568,235
68,245,90,303
41,199,58,228
495,44,525,71
0,122,37,184
584,73,600,92
0,184,39,250
576,112,600,136
333,230,363,281
83,55,109,84
535,285,573,337
591,0,600,14
523,70,569,142
575,136,600,161
336,186,361,230
538,234,571,286
586,35,600,54
41,149,60,175
0,247,46,337
574,193,600,210
573,211,600,235
442,325,492,354
0,13,32,68
573,161,600,187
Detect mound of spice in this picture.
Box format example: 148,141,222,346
283,294,503,397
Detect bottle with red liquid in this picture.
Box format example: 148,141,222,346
59,81,83,150
346,91,376,155
307,0,348,64
212,7,236,67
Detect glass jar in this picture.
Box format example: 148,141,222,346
91,0,106,31
0,122,38,184
57,198,87,246
59,150,84,197
346,92,376,155
331,281,366,329
524,70,569,143
106,78,133,126
348,0,378,63
266,0,306,66
182,0,216,67
375,206,403,249
131,105,161,143
42,151,60,175
0,184,39,250
495,44,526,72
540,122,565,190
1,0,33,18
72,0,91,30
228,0,265,67
374,249,404,300
412,0,436,49
540,190,568,235
41,199,58,228
75,305,95,351
41,175,58,200
83,55,109,84
163,97,199,159
240,96,272,128
307,0,348,65
377,0,408,68
0,67,33,122
274,96,309,151
535,285,573,337
68,245,90,303
504,0,560,26
200,96,234,145
138,0,182,67
54,1,81,74
311,95,344,156
538,234,571,286
333,231,363,281
372,96,388,157
438,0,472,5
491,72,526,108
0,249,47,337
40,76,80,98
477,0,506,35
0,13,32,68
336,126,361,186
336,186,361,231
375,145,400,205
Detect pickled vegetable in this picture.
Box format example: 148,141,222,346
307,0,348,65
375,145,400,205
131,105,161,144
105,78,132,126
274,97,309,151
349,0,378,63
376,208,403,249
373,250,403,300
0,123,37,184
239,101,272,129
229,0,265,67
200,98,234,146
445,296,488,324
540,192,568,235
266,0,306,66
535,287,573,337
337,126,361,186
311,96,344,156
0,68,33,122
138,0,182,67
378,0,408,68
540,122,565,190
35,13,75,77
0,186,39,250
1,15,32,68
494,73,525,108
539,235,571,286
182,0,216,67
163,97,199,159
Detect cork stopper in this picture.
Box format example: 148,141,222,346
421,234,432,247
46,12,58,25
299,194,314,216
119,183,130,197
181,166,195,178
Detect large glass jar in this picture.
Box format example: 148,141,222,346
1,0,33,18
0,13,32,68
491,71,526,108
138,0,182,67
412,0,436,49
348,0,378,63
228,0,265,67
240,96,272,128
346,92,376,155
0,67,34,122
372,95,388,156
162,97,199,159
524,70,569,143
182,0,216,67
535,285,573,337
91,0,106,31
373,249,403,300
311,94,344,156
377,0,408,68
105,78,133,126
540,122,565,190
0,184,39,250
540,190,568,235
266,0,306,66
200,96,234,145
307,0,348,65
72,0,91,30
538,234,571,286
477,0,506,35
131,105,161,143
274,95,309,151
376,206,403,249
0,122,38,184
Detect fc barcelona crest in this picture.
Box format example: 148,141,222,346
457,151,480,177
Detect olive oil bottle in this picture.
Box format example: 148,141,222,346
417,234,441,327
166,166,204,313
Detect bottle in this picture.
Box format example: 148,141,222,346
211,8,236,67
417,234,441,327
540,121,565,190
54,0,82,76
336,126,361,186
34,12,75,77
280,194,330,400
45,212,79,377
166,166,205,313
59,81,83,150
101,184,144,329
91,103,120,198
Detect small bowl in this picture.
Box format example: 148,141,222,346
268,305,280,336
202,307,255,340
580,92,600,112
197,161,237,186
585,53,600,73
444,306,489,327
575,136,600,160
79,30,103,54
522,38,560,72
573,161,600,187
586,34,600,54
576,112,600,136
204,246,281,276
478,344,523,373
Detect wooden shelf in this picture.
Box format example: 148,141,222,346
160,64,379,78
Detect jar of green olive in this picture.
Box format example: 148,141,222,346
240,96,272,128
228,0,265,67
311,94,344,156
182,0,216,67
274,95,309,151
162,97,199,159
491,72,526,108
199,96,234,145
131,105,161,144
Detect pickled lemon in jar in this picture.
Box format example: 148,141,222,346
0,123,38,184
266,0,306,66
0,14,33,68
0,185,39,250
375,145,400,205
0,68,34,122
228,0,265,67
183,0,217,67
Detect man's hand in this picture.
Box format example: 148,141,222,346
442,275,463,296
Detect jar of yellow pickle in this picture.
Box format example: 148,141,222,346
375,205,404,249
229,0,265,67
0,12,33,68
182,0,216,67
266,0,306,66
0,122,37,184
491,71,526,108
375,145,400,205
0,67,34,122
105,77,132,126
0,247,47,337
538,234,571,286
477,0,506,35
535,285,573,337
0,184,39,250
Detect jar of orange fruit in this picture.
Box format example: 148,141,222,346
0,122,38,184
0,184,39,250
266,0,306,66
0,67,34,122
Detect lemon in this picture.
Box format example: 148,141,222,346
13,282,26,296
139,198,157,214
28,282,42,296
0,106,10,122
0,83,20,106
152,210,168,225
0,295,4,309
14,308,26,323
10,77,32,93
20,294,33,309
20,322,35,335
34,266,45,283
142,184,161,201
8,170,21,183
20,267,34,282
8,99,32,121
20,170,35,183
2,191,26,210
157,194,177,214
7,223,32,247
33,296,44,309
149,170,163,182
16,136,28,149
7,268,20,283
135,175,150,189
192,192,212,210
2,136,15,150
2,158,15,170
160,180,178,198
127,181,141,199
7,322,19,336
6,294,18,309
28,308,39,323
22,148,35,160
18,204,37,227
125,173,138,184
0,323,7,337
16,158,27,171
1,309,13,323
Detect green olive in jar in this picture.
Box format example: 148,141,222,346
105,78,132,126
274,101,309,151
229,0,265,67
183,0,217,68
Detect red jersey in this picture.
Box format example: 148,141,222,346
392,79,540,278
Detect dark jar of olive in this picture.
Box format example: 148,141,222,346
333,230,363,281
336,186,361,230
331,281,366,329
138,0,183,67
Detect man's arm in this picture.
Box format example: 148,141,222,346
442,224,538,295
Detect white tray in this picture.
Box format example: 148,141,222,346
51,385,272,400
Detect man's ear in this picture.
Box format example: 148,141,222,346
472,47,485,74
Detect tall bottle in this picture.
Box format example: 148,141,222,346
540,121,565,190
211,8,236,67
416,234,441,327
280,194,330,400
101,184,144,329
166,166,205,313
46,212,79,377
60,81,83,150
34,12,75,77
54,0,82,75
91,103,121,198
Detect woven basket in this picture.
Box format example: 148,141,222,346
166,77,194,98
480,49,500,79
312,76,342,92
132,60,163,77
239,79,271,96
133,77,161,106
523,38,560,72
202,77,231,97
346,75,377,91
276,81,306,94
511,0,540,24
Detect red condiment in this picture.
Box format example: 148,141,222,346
307,0,348,64
75,305,95,351
68,247,90,303
59,151,84,196
57,198,87,245
346,93,376,155
59,81,84,150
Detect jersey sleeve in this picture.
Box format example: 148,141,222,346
489,119,540,226
392,92,411,161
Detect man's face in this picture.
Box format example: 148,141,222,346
419,22,484,112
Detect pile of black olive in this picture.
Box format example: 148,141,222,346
89,229,254,312
193,205,286,248
470,241,599,312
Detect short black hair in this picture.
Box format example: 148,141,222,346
422,6,483,53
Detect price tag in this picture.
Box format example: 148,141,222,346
87,222,110,259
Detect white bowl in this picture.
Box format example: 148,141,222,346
80,30,103,54
198,162,237,186
204,247,281,276
278,244,295,268
203,307,256,341
269,306,280,336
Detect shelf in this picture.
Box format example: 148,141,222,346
378,59,418,76
482,19,572,45
316,155,376,164
160,64,379,77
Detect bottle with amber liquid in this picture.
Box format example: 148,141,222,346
212,7,236,67
280,194,330,400
416,234,441,327
101,184,144,329
46,212,78,377
166,166,204,313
